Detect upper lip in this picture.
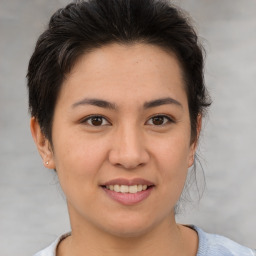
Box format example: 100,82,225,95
102,178,154,186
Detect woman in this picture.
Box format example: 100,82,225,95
27,0,255,255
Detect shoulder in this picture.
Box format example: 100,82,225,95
33,233,71,256
192,226,256,256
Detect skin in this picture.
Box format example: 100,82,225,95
31,43,201,256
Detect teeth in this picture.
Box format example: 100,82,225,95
120,185,128,193
113,184,120,192
137,184,142,192
129,185,137,193
106,184,149,193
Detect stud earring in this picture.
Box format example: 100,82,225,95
45,161,49,165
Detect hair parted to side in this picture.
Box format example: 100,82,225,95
27,0,211,143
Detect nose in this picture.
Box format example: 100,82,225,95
108,125,150,169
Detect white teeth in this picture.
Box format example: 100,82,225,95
113,184,120,192
129,185,137,193
120,185,128,193
106,184,149,193
137,184,142,192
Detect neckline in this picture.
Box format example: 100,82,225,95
55,225,202,256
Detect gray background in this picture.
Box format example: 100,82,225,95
0,0,255,255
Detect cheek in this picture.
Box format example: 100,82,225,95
150,132,191,195
53,128,109,173
53,137,109,207
152,132,191,169
51,132,111,201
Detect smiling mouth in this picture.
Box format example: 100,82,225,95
102,184,154,193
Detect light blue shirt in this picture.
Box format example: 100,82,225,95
34,226,255,256
192,226,255,256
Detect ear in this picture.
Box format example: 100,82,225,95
30,117,55,169
188,114,202,167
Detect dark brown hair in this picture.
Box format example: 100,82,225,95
27,0,211,143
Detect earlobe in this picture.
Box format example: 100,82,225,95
30,117,55,169
188,153,195,168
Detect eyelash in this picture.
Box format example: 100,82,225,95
146,115,174,126
81,115,110,126
81,114,175,127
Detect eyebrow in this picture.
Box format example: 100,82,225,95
72,98,117,109
143,97,182,109
72,97,182,110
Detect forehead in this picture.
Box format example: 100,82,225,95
69,43,183,79
59,43,187,108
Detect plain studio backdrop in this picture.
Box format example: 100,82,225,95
0,0,255,255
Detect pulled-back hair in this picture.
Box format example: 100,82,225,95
27,0,211,142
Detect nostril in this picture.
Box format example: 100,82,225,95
108,136,150,167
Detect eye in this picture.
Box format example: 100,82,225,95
146,115,174,126
82,115,110,126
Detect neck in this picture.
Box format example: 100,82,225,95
57,212,198,256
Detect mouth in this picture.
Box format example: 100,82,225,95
100,178,155,205
101,184,154,194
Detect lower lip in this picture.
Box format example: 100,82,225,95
102,187,153,205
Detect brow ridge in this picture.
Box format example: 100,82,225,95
72,98,116,109
143,97,182,109
72,97,182,110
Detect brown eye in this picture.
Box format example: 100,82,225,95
152,116,164,125
83,116,110,126
91,116,103,126
146,115,173,126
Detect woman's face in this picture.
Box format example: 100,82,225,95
42,43,198,237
